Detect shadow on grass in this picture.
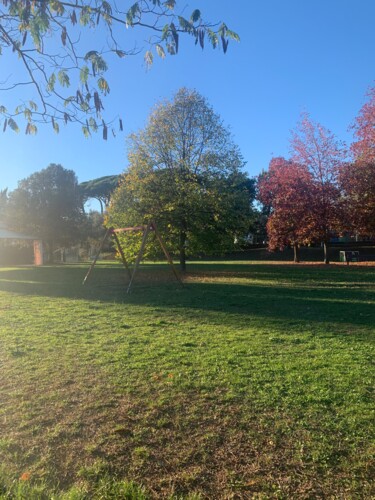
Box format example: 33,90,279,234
0,263,374,335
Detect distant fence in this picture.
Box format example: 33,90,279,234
221,243,375,262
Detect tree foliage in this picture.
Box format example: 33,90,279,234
0,187,7,218
80,174,119,213
339,161,375,238
6,163,84,261
257,115,350,263
257,157,315,262
0,1,239,137
107,88,253,270
351,86,375,162
290,112,346,263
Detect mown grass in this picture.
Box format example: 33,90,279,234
0,262,374,499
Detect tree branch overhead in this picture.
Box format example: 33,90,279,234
0,0,239,137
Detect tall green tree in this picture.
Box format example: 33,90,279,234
0,188,8,219
7,164,85,262
80,175,120,214
107,88,253,271
0,1,239,136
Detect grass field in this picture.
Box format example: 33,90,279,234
0,262,374,499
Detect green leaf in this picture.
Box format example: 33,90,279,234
144,50,153,67
102,12,112,24
58,70,70,87
25,123,37,135
23,108,32,121
164,0,176,9
80,6,92,26
101,1,113,15
80,66,89,84
61,26,67,46
155,44,166,59
98,77,110,95
190,9,201,23
178,16,193,33
64,97,75,107
82,125,90,138
0,105,7,114
89,117,98,132
93,92,104,114
8,118,19,133
226,29,240,42
161,24,169,41
29,11,49,50
126,3,140,27
80,102,90,112
84,51,108,75
170,22,179,53
70,10,77,25
29,101,38,111
49,1,65,15
102,120,108,140
218,23,228,36
207,29,218,49
52,118,59,134
166,43,175,55
47,73,56,92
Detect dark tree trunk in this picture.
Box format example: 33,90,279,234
293,243,300,263
97,198,104,215
323,241,330,264
179,230,186,272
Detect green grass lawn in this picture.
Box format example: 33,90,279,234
0,262,374,499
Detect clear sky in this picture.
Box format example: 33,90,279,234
1,0,375,200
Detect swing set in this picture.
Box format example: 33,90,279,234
82,221,182,293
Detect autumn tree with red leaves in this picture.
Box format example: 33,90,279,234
257,157,315,262
351,86,375,162
339,161,375,238
290,113,346,263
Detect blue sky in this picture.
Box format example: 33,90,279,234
1,0,375,203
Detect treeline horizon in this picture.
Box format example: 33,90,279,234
0,86,374,266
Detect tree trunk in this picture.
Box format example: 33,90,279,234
179,230,186,272
97,198,104,215
323,241,330,264
293,243,300,263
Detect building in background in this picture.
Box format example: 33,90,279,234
0,221,43,265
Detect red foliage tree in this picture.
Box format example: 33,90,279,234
290,113,346,263
257,157,315,262
339,161,375,238
351,86,375,162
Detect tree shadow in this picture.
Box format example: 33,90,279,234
0,264,374,339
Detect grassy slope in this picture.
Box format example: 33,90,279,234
0,262,374,499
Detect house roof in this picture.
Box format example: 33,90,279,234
0,221,36,240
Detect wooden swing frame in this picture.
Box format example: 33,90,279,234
82,221,182,293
